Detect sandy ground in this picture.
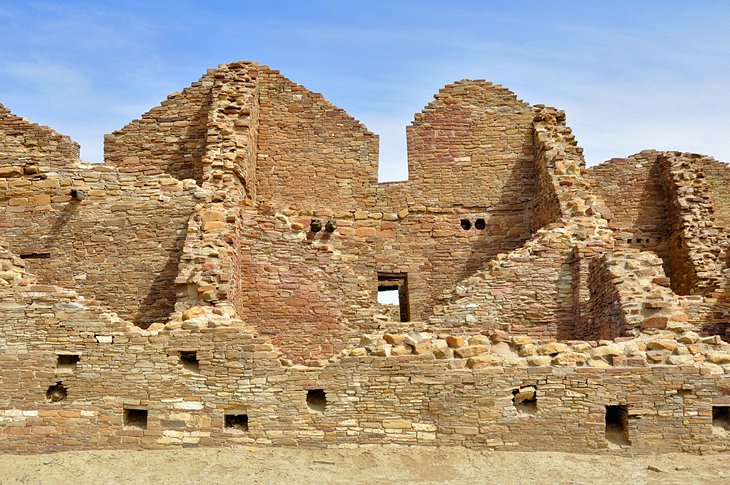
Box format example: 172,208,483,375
1,446,729,484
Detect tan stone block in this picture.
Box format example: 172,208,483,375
551,352,587,366
391,345,411,356
647,340,678,351
468,335,490,346
642,316,668,329
454,345,489,358
587,358,610,367
384,334,405,345
467,355,502,368
355,227,376,237
446,336,465,348
202,221,226,231
511,336,534,346
383,419,411,429
537,342,568,355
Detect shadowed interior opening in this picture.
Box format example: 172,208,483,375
124,408,148,429
306,389,327,412
46,382,67,402
179,351,199,373
605,405,630,445
512,386,537,414
57,354,80,370
224,413,249,432
713,406,730,432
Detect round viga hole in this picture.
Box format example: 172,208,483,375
460,219,472,230
46,381,67,402
306,389,326,413
475,218,486,230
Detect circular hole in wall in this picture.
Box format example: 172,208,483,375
475,218,486,230
460,219,471,230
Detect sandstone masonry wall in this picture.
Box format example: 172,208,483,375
406,81,535,211
0,165,198,325
173,62,260,320
588,152,671,267
586,250,686,340
104,74,214,182
659,153,729,296
255,69,379,213
0,103,80,174
3,61,730,456
2,268,730,454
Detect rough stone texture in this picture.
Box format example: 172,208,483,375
2,60,730,454
0,103,80,174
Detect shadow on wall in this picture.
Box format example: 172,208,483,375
706,254,730,341
47,197,82,239
458,159,534,282
136,229,188,328
556,251,577,339
635,160,672,279
173,91,211,184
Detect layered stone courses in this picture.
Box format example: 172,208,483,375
2,61,730,454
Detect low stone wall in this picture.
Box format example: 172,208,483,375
2,251,730,455
2,320,730,454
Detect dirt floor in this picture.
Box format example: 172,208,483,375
1,445,729,484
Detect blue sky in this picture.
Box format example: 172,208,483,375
1,1,729,181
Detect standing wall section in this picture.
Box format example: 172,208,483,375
2,271,730,455
103,73,215,182
659,153,728,296
0,103,80,174
587,152,671,265
255,68,379,213
0,169,197,326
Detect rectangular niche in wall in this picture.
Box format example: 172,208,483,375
19,252,51,259
224,412,249,432
56,354,80,371
179,351,200,373
713,406,730,434
377,272,410,322
123,407,148,430
605,405,630,446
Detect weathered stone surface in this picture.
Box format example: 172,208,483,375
1,61,730,457
454,345,490,359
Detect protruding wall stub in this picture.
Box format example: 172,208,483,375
658,152,729,296
529,104,609,235
169,63,261,317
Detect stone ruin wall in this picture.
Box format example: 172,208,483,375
2,60,730,454
103,73,214,183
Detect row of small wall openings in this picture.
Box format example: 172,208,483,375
120,390,327,431
460,218,486,230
